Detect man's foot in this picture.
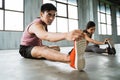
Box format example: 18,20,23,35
69,39,86,71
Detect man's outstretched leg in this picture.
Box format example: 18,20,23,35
30,39,86,71
31,46,70,62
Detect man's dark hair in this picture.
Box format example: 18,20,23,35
86,21,95,29
41,3,57,12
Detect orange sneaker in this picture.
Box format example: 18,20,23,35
69,39,86,71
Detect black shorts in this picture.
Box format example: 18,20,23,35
19,45,34,59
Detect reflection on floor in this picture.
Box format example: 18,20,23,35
0,44,120,80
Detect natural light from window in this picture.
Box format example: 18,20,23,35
68,5,78,19
43,0,78,33
0,0,2,8
0,10,3,30
0,0,24,31
5,11,23,31
57,3,67,17
56,0,67,3
97,2,112,35
69,19,78,31
5,0,23,11
116,9,120,35
68,0,77,5
57,17,68,32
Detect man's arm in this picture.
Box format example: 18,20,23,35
29,23,83,42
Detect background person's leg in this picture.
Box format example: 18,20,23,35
90,45,106,53
85,45,106,53
85,45,93,52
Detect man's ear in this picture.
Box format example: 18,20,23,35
40,12,43,17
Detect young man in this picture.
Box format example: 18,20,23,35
83,21,116,55
19,3,86,71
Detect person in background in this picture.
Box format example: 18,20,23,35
83,21,116,55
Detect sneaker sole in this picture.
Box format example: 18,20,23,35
107,40,116,55
107,40,114,48
74,39,86,71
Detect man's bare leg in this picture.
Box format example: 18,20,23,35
48,46,60,51
31,46,70,62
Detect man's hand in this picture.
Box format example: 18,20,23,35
66,29,84,41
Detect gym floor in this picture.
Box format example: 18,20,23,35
0,44,120,80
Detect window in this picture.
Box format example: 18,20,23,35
97,2,112,35
56,0,67,3
0,0,24,31
0,0,2,8
68,5,78,19
0,10,3,30
57,17,68,32
116,8,120,35
5,11,23,31
43,0,78,32
57,3,67,17
68,0,77,5
0,0,3,30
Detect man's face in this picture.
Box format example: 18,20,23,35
87,27,95,34
41,10,56,25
